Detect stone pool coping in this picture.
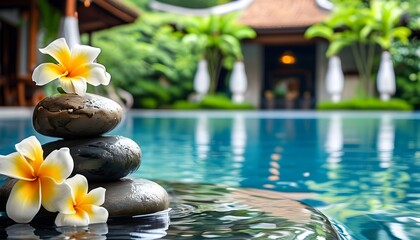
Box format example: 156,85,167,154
1,107,419,119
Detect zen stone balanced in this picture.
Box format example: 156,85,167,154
42,136,142,182
28,92,170,217
33,93,122,139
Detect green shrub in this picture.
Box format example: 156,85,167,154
138,97,158,109
172,100,200,110
200,94,255,110
93,6,197,109
317,98,413,111
172,94,255,110
392,40,420,109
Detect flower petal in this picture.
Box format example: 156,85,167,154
55,209,90,227
39,38,71,68
32,63,66,86
81,205,108,224
38,148,73,183
71,77,87,96
70,44,100,69
39,176,75,214
15,136,43,172
0,153,35,180
79,187,106,206
65,174,88,204
15,136,43,162
59,77,76,94
83,63,111,86
6,179,41,223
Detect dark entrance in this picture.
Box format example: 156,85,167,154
0,19,18,105
262,45,316,109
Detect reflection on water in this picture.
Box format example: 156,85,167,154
0,210,170,239
1,111,420,239
195,115,209,160
377,114,394,168
164,182,338,239
0,182,338,239
325,113,343,163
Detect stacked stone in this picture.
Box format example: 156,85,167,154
31,93,169,217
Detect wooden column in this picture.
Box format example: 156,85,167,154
66,0,77,17
17,0,39,106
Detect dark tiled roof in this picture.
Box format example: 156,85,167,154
239,0,329,31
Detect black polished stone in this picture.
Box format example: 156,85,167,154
33,93,123,139
43,136,141,182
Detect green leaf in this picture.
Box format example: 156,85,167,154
390,27,411,44
326,39,351,57
304,24,334,41
220,34,241,59
57,87,65,94
219,13,240,33
230,27,256,40
374,36,390,50
360,25,373,40
209,15,220,34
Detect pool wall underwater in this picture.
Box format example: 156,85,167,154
0,109,419,239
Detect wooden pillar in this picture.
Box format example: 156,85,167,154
66,0,77,17
18,0,39,106
28,0,39,72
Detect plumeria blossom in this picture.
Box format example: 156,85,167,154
55,174,108,227
32,38,111,96
0,136,74,223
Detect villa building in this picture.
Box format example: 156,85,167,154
239,0,357,109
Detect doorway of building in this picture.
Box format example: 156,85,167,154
262,45,316,109
0,19,18,105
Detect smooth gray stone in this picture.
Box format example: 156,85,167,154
33,93,122,139
91,178,170,217
43,136,141,182
0,178,169,218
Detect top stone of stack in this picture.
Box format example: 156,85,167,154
33,93,122,139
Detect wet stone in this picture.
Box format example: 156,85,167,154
0,178,170,218
33,93,123,139
91,178,170,217
43,136,141,182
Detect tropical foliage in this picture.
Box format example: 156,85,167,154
92,1,255,108
183,14,256,93
392,0,420,108
392,41,420,108
305,0,411,98
317,98,413,111
173,94,255,110
93,10,198,108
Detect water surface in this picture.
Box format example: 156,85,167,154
1,110,419,239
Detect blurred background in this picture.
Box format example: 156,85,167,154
0,0,418,110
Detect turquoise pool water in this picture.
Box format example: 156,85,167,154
0,110,419,239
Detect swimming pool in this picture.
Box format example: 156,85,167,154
0,109,419,239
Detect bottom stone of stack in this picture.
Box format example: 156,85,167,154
0,178,169,218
